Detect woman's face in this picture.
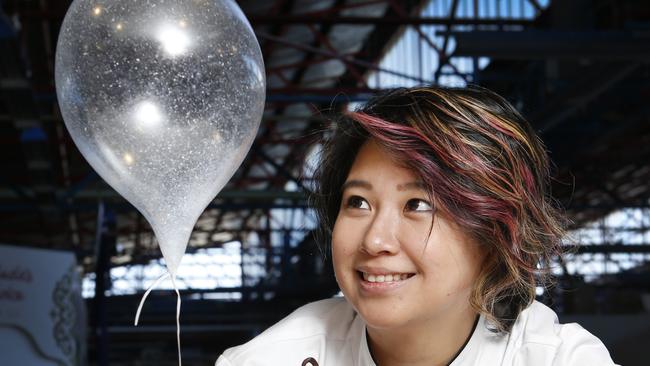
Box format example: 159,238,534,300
332,140,485,331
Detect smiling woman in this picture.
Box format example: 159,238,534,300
215,86,619,366
331,140,486,366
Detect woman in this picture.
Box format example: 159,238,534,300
216,86,618,366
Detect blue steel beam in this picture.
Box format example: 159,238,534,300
0,0,16,39
249,15,535,26
450,30,650,60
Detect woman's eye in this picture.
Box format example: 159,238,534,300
405,199,433,212
346,195,370,210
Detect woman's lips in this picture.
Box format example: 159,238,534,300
357,270,416,294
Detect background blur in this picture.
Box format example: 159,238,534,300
0,0,649,365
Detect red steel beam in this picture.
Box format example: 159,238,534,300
387,0,467,83
258,31,430,84
306,24,369,88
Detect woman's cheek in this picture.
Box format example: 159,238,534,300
331,221,348,263
331,244,352,290
332,217,358,254
400,217,434,247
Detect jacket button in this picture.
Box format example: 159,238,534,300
301,357,319,366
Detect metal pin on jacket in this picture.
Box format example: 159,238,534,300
301,357,319,366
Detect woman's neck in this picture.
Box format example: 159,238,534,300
366,303,478,366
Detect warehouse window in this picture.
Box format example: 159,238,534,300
367,0,549,88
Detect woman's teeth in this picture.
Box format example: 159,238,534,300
362,272,412,283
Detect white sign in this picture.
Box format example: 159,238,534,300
0,244,85,366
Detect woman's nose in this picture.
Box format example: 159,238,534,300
361,209,400,256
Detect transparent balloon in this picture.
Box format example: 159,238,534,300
55,0,265,278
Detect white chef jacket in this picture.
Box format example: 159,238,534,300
215,297,618,366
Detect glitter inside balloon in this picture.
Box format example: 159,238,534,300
55,0,265,276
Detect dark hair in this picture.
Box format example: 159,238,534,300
311,85,566,333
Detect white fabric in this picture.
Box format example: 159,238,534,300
215,297,618,366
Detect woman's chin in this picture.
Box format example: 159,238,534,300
355,302,411,330
364,317,405,331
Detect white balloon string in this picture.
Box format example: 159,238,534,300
134,272,170,326
171,275,182,366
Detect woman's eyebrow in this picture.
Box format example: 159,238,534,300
341,179,372,191
397,181,427,192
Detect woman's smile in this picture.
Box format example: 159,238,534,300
357,269,417,295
